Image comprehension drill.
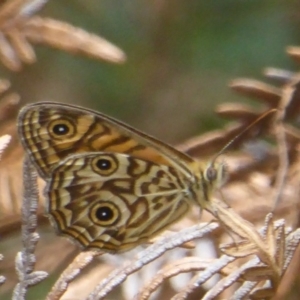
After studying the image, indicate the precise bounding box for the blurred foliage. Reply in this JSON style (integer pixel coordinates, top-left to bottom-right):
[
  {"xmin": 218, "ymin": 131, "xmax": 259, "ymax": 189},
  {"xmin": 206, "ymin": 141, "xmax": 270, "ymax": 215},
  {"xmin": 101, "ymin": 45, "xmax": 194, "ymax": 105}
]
[
  {"xmin": 1, "ymin": 1, "xmax": 300, "ymax": 299},
  {"xmin": 6, "ymin": 0, "xmax": 300, "ymax": 143}
]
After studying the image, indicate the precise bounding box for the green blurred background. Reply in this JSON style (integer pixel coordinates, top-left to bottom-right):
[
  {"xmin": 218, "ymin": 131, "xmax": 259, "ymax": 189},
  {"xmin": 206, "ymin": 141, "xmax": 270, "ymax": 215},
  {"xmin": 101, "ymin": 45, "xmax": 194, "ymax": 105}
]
[{"xmin": 8, "ymin": 0, "xmax": 300, "ymax": 144}]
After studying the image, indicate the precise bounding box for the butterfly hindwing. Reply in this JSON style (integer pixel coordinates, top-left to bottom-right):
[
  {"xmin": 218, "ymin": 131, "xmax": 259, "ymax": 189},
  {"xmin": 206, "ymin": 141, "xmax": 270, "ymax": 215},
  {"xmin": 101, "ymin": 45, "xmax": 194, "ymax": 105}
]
[{"xmin": 45, "ymin": 152, "xmax": 191, "ymax": 252}]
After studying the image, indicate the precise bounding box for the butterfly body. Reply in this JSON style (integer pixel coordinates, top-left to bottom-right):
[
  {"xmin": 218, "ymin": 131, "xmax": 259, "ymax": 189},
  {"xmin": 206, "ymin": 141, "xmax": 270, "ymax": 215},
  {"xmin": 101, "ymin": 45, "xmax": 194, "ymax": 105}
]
[{"xmin": 18, "ymin": 102, "xmax": 225, "ymax": 252}]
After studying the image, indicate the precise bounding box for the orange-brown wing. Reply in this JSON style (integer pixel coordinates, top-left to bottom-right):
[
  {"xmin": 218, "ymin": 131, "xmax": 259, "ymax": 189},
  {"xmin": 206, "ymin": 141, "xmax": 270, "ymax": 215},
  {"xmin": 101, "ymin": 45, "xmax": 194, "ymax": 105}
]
[
  {"xmin": 18, "ymin": 102, "xmax": 195, "ymax": 179},
  {"xmin": 45, "ymin": 152, "xmax": 191, "ymax": 252}
]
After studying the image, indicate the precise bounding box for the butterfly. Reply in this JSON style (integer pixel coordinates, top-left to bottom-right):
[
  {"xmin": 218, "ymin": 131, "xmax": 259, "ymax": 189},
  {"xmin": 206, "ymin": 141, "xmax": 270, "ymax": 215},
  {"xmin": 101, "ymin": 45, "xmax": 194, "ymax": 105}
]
[{"xmin": 17, "ymin": 102, "xmax": 226, "ymax": 252}]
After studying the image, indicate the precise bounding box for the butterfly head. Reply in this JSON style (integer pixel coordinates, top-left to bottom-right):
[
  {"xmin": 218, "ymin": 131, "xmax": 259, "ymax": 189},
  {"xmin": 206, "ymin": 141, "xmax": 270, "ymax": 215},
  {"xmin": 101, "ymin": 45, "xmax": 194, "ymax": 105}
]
[
  {"xmin": 194, "ymin": 158, "xmax": 227, "ymax": 209},
  {"xmin": 203, "ymin": 159, "xmax": 227, "ymax": 189}
]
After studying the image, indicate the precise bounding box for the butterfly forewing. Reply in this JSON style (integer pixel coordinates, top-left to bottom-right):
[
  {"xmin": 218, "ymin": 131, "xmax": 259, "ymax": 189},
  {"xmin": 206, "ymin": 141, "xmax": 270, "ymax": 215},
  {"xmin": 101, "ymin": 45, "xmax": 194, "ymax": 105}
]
[
  {"xmin": 18, "ymin": 102, "xmax": 195, "ymax": 179},
  {"xmin": 46, "ymin": 152, "xmax": 191, "ymax": 252}
]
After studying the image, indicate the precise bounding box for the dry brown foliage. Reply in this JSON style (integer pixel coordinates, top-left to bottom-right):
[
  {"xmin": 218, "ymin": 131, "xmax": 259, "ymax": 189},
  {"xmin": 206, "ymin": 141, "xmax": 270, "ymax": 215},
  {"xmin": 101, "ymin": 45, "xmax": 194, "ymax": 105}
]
[
  {"xmin": 0, "ymin": 0, "xmax": 125, "ymax": 71},
  {"xmin": 0, "ymin": 1, "xmax": 300, "ymax": 300}
]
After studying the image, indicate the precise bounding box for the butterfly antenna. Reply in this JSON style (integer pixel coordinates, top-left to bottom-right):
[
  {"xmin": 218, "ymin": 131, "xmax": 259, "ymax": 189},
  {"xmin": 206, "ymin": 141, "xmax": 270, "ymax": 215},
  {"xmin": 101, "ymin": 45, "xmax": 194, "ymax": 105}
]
[{"xmin": 210, "ymin": 108, "xmax": 277, "ymax": 165}]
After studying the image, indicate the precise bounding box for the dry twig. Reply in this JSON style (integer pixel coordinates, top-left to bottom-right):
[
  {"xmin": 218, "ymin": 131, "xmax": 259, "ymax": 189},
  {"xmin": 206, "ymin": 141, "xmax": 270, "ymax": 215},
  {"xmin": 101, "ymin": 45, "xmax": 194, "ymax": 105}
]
[{"xmin": 12, "ymin": 156, "xmax": 47, "ymax": 300}]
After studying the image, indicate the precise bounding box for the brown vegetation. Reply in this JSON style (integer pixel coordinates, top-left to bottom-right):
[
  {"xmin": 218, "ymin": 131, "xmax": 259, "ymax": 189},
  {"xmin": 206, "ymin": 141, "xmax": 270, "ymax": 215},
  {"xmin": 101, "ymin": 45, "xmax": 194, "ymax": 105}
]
[{"xmin": 0, "ymin": 1, "xmax": 300, "ymax": 299}]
